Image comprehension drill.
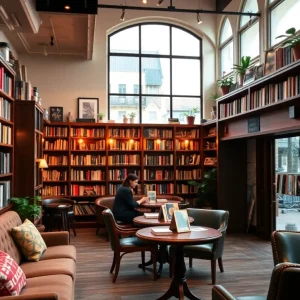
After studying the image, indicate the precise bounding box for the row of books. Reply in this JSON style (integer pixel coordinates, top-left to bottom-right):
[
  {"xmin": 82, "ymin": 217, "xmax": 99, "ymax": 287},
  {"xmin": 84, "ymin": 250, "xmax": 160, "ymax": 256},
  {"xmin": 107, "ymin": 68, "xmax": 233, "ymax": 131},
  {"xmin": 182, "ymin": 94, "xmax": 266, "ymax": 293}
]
[
  {"xmin": 0, "ymin": 124, "xmax": 12, "ymax": 145},
  {"xmin": 43, "ymin": 154, "xmax": 68, "ymax": 166},
  {"xmin": 145, "ymin": 140, "xmax": 173, "ymax": 151},
  {"xmin": 0, "ymin": 152, "xmax": 10, "ymax": 174},
  {"xmin": 0, "ymin": 180, "xmax": 10, "ymax": 209},
  {"xmin": 144, "ymin": 154, "xmax": 174, "ymax": 165},
  {"xmin": 276, "ymin": 173, "xmax": 300, "ymax": 196},
  {"xmin": 107, "ymin": 154, "xmax": 140, "ymax": 165},
  {"xmin": 14, "ymin": 80, "xmax": 32, "ymax": 101},
  {"xmin": 71, "ymin": 154, "xmax": 106, "ymax": 166},
  {"xmin": 42, "ymin": 170, "xmax": 67, "ymax": 181},
  {"xmin": 0, "ymin": 97, "xmax": 11, "ymax": 121},
  {"xmin": 44, "ymin": 126, "xmax": 68, "ymax": 137},
  {"xmin": 176, "ymin": 184, "xmax": 198, "ymax": 194},
  {"xmin": 175, "ymin": 128, "xmax": 200, "ymax": 138},
  {"xmin": 143, "ymin": 183, "xmax": 175, "ymax": 195},
  {"xmin": 42, "ymin": 185, "xmax": 68, "ymax": 196},
  {"xmin": 109, "ymin": 128, "xmax": 140, "ymax": 138},
  {"xmin": 144, "ymin": 128, "xmax": 173, "ymax": 138},
  {"xmin": 144, "ymin": 170, "xmax": 174, "ymax": 180},
  {"xmin": 108, "ymin": 140, "xmax": 140, "ymax": 150},
  {"xmin": 74, "ymin": 204, "xmax": 96, "ymax": 215},
  {"xmin": 176, "ymin": 154, "xmax": 201, "ymax": 165},
  {"xmin": 175, "ymin": 140, "xmax": 200, "ymax": 151},
  {"xmin": 70, "ymin": 128, "xmax": 105, "ymax": 138},
  {"xmin": 0, "ymin": 67, "xmax": 13, "ymax": 97},
  {"xmin": 175, "ymin": 169, "xmax": 201, "ymax": 180},
  {"xmin": 71, "ymin": 170, "xmax": 106, "ymax": 181},
  {"xmin": 109, "ymin": 169, "xmax": 140, "ymax": 180},
  {"xmin": 44, "ymin": 139, "xmax": 68, "ymax": 150},
  {"xmin": 71, "ymin": 184, "xmax": 105, "ymax": 196},
  {"xmin": 71, "ymin": 139, "xmax": 105, "ymax": 150}
]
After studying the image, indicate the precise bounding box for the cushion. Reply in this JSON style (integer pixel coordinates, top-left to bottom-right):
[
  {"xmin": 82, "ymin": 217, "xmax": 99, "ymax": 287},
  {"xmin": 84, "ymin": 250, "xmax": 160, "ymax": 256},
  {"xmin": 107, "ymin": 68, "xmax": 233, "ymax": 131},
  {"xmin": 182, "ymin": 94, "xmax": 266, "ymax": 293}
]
[
  {"xmin": 0, "ymin": 250, "xmax": 26, "ymax": 296},
  {"xmin": 11, "ymin": 219, "xmax": 47, "ymax": 262}
]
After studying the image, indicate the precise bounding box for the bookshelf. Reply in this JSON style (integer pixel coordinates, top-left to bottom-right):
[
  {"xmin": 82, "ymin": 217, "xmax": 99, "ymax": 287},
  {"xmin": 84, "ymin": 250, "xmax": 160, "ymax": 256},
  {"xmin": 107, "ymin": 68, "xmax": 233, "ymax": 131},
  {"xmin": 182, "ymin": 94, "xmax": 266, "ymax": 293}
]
[
  {"xmin": 0, "ymin": 56, "xmax": 14, "ymax": 213},
  {"xmin": 14, "ymin": 101, "xmax": 44, "ymax": 198},
  {"xmin": 43, "ymin": 123, "xmax": 202, "ymax": 226}
]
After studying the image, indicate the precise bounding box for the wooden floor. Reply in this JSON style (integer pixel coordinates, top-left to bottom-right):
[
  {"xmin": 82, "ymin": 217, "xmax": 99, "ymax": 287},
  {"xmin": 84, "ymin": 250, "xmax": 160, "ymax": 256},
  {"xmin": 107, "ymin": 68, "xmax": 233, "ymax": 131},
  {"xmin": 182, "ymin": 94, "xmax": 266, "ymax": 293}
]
[{"xmin": 72, "ymin": 228, "xmax": 273, "ymax": 300}]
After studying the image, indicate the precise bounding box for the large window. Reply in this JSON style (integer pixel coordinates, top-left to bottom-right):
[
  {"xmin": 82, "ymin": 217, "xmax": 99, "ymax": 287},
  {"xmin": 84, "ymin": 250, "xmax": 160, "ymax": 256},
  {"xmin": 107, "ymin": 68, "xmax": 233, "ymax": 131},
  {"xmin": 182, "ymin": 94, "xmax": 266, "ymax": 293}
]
[
  {"xmin": 219, "ymin": 18, "xmax": 233, "ymax": 77},
  {"xmin": 268, "ymin": 0, "xmax": 300, "ymax": 47},
  {"xmin": 108, "ymin": 23, "xmax": 202, "ymax": 124},
  {"xmin": 239, "ymin": 0, "xmax": 259, "ymax": 60}
]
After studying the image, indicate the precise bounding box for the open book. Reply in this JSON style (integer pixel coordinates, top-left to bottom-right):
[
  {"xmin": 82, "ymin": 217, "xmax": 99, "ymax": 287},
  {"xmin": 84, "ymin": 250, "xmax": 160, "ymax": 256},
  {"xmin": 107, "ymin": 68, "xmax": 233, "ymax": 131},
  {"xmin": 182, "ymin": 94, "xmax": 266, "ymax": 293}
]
[{"xmin": 151, "ymin": 227, "xmax": 173, "ymax": 235}]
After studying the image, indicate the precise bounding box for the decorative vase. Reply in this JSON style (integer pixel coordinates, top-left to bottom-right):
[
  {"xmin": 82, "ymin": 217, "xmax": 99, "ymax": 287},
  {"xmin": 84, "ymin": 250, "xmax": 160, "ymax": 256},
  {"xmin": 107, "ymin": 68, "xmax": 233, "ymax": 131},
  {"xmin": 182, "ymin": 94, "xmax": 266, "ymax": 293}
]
[
  {"xmin": 292, "ymin": 44, "xmax": 300, "ymax": 61},
  {"xmin": 130, "ymin": 117, "xmax": 135, "ymax": 123},
  {"xmin": 186, "ymin": 116, "xmax": 195, "ymax": 125},
  {"xmin": 239, "ymin": 73, "xmax": 245, "ymax": 86},
  {"xmin": 123, "ymin": 117, "xmax": 128, "ymax": 123},
  {"xmin": 221, "ymin": 86, "xmax": 230, "ymax": 95}
]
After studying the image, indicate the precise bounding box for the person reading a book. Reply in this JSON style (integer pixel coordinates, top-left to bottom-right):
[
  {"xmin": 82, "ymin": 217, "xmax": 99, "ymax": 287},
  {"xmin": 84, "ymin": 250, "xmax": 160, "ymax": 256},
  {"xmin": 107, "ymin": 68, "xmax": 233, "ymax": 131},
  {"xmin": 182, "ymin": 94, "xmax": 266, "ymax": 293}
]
[{"xmin": 113, "ymin": 173, "xmax": 148, "ymax": 224}]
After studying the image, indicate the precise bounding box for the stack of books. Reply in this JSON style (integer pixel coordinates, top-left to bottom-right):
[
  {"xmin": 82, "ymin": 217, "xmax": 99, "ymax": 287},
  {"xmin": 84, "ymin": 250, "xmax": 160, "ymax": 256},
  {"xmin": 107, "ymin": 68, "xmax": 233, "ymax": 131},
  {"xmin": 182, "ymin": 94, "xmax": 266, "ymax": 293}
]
[{"xmin": 151, "ymin": 228, "xmax": 173, "ymax": 235}]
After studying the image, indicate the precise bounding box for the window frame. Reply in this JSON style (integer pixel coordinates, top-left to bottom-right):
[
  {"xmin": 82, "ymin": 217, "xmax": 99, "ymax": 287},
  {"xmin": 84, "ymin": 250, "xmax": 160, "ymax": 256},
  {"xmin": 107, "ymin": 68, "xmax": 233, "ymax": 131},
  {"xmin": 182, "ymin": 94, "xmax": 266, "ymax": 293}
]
[{"xmin": 107, "ymin": 22, "xmax": 203, "ymax": 123}]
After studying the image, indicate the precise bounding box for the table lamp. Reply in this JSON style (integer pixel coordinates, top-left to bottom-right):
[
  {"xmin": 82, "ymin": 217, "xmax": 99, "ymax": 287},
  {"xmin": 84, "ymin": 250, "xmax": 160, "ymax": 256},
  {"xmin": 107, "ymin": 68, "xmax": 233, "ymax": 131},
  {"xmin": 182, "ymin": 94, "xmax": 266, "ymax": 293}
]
[{"xmin": 39, "ymin": 159, "xmax": 48, "ymax": 171}]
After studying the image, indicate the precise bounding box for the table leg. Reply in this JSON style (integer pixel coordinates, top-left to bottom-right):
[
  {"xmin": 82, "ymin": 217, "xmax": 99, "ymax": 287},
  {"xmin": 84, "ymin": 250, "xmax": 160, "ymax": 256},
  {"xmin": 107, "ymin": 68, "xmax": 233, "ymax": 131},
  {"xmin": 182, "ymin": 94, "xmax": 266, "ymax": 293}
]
[{"xmin": 156, "ymin": 245, "xmax": 202, "ymax": 300}]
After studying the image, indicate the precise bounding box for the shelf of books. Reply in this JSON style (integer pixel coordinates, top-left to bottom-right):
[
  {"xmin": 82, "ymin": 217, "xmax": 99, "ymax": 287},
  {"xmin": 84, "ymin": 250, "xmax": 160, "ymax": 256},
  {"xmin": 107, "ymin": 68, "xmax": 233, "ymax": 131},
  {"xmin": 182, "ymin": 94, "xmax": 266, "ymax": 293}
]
[
  {"xmin": 42, "ymin": 122, "xmax": 204, "ymax": 225},
  {"xmin": 0, "ymin": 56, "xmax": 14, "ymax": 213}
]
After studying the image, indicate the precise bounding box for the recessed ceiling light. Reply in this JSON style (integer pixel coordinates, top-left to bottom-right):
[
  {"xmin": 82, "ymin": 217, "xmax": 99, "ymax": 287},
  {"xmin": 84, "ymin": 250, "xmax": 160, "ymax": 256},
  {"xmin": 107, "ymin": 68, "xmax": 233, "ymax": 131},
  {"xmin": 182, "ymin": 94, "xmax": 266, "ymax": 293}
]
[{"xmin": 64, "ymin": 5, "xmax": 71, "ymax": 10}]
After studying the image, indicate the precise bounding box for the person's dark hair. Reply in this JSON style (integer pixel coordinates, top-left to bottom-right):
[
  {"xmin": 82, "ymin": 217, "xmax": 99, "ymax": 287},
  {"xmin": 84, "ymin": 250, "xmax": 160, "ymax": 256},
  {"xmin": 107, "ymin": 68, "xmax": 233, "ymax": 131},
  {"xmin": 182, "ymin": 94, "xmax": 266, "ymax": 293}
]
[{"xmin": 122, "ymin": 173, "xmax": 139, "ymax": 187}]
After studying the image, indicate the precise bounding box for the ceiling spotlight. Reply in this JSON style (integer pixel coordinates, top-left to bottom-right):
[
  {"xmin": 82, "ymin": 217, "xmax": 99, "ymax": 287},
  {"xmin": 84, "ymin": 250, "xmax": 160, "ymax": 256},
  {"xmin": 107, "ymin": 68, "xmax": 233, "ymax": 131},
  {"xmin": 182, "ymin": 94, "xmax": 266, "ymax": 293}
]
[
  {"xmin": 157, "ymin": 0, "xmax": 164, "ymax": 6},
  {"xmin": 120, "ymin": 9, "xmax": 125, "ymax": 21},
  {"xmin": 143, "ymin": 0, "xmax": 147, "ymax": 3},
  {"xmin": 197, "ymin": 13, "xmax": 202, "ymax": 24}
]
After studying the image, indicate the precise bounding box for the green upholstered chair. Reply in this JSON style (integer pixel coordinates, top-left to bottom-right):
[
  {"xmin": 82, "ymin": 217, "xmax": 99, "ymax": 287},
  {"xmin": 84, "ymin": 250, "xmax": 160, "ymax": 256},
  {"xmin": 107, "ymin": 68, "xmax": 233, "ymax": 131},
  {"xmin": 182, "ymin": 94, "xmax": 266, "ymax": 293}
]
[
  {"xmin": 102, "ymin": 208, "xmax": 158, "ymax": 283},
  {"xmin": 182, "ymin": 208, "xmax": 229, "ymax": 284},
  {"xmin": 271, "ymin": 230, "xmax": 300, "ymax": 266},
  {"xmin": 212, "ymin": 262, "xmax": 300, "ymax": 300}
]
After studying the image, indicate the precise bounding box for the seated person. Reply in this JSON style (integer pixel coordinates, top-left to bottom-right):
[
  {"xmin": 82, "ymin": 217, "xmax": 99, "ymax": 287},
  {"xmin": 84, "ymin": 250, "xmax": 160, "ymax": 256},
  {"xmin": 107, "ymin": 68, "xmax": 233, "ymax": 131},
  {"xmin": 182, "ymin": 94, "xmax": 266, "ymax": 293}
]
[{"xmin": 113, "ymin": 173, "xmax": 148, "ymax": 224}]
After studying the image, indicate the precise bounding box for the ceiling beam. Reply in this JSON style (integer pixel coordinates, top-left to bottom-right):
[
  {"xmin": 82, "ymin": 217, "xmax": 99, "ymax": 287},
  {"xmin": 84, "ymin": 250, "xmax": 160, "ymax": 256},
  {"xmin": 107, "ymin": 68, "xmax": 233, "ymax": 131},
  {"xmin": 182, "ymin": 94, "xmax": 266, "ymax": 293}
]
[{"xmin": 97, "ymin": 4, "xmax": 260, "ymax": 17}]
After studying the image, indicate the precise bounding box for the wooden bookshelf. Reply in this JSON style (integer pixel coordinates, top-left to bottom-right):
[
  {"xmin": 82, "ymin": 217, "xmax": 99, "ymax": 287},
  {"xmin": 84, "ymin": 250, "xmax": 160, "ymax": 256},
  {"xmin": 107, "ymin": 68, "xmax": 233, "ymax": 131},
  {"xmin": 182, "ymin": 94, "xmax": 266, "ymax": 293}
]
[{"xmin": 0, "ymin": 56, "xmax": 15, "ymax": 212}]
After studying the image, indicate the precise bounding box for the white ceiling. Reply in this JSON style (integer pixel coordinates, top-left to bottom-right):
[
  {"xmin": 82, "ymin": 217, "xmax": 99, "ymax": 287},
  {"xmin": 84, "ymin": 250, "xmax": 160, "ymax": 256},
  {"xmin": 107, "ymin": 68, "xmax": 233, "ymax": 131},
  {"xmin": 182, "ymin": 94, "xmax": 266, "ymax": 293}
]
[{"xmin": 0, "ymin": 0, "xmax": 95, "ymax": 60}]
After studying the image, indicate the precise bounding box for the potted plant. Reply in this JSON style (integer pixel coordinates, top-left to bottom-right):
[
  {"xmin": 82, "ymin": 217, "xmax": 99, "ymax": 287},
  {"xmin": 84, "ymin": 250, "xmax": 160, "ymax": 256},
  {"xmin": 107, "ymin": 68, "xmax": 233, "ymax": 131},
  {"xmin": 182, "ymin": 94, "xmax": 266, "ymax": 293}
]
[
  {"xmin": 209, "ymin": 92, "xmax": 220, "ymax": 113},
  {"xmin": 123, "ymin": 114, "xmax": 129, "ymax": 123},
  {"xmin": 187, "ymin": 168, "xmax": 217, "ymax": 208},
  {"xmin": 10, "ymin": 196, "xmax": 42, "ymax": 222},
  {"xmin": 183, "ymin": 107, "xmax": 199, "ymax": 125},
  {"xmin": 217, "ymin": 73, "xmax": 234, "ymax": 95},
  {"xmin": 276, "ymin": 27, "xmax": 300, "ymax": 61},
  {"xmin": 232, "ymin": 56, "xmax": 251, "ymax": 86},
  {"xmin": 98, "ymin": 112, "xmax": 105, "ymax": 122},
  {"xmin": 129, "ymin": 112, "xmax": 136, "ymax": 123}
]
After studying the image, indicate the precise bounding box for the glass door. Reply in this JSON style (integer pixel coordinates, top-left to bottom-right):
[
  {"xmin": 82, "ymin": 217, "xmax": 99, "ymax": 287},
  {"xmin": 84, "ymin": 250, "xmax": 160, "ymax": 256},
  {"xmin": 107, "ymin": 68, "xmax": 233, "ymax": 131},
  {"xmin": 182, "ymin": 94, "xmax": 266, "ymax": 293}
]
[{"xmin": 274, "ymin": 136, "xmax": 300, "ymax": 231}]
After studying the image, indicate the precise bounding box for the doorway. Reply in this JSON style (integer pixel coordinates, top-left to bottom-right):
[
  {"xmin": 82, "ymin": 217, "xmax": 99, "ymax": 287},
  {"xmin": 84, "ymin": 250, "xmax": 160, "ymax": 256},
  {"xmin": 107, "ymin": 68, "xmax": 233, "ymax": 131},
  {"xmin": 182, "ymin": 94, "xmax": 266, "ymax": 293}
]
[{"xmin": 274, "ymin": 136, "xmax": 300, "ymax": 231}]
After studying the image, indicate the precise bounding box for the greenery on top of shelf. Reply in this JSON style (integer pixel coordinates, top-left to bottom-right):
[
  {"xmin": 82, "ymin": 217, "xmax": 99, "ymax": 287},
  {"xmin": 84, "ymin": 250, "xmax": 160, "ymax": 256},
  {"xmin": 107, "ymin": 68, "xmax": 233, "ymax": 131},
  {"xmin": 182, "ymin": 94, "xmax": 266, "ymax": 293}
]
[
  {"xmin": 183, "ymin": 107, "xmax": 199, "ymax": 117},
  {"xmin": 232, "ymin": 56, "xmax": 251, "ymax": 75},
  {"xmin": 276, "ymin": 27, "xmax": 300, "ymax": 48},
  {"xmin": 217, "ymin": 74, "xmax": 234, "ymax": 87}
]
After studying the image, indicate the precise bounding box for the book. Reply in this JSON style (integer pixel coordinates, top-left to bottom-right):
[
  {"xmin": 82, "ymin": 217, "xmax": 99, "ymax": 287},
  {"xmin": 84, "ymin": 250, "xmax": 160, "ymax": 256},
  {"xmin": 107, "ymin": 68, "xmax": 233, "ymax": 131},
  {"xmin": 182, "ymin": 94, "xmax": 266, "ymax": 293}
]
[
  {"xmin": 156, "ymin": 199, "xmax": 167, "ymax": 203},
  {"xmin": 147, "ymin": 191, "xmax": 156, "ymax": 203},
  {"xmin": 144, "ymin": 212, "xmax": 159, "ymax": 219},
  {"xmin": 151, "ymin": 227, "xmax": 173, "ymax": 235},
  {"xmin": 165, "ymin": 203, "xmax": 179, "ymax": 221}
]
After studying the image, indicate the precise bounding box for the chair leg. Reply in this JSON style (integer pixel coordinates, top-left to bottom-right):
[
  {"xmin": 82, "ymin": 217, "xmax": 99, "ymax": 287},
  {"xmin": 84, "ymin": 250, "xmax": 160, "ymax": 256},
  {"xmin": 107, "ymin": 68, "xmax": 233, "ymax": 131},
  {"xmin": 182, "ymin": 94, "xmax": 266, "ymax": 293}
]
[
  {"xmin": 189, "ymin": 257, "xmax": 193, "ymax": 268},
  {"xmin": 112, "ymin": 253, "xmax": 121, "ymax": 283},
  {"xmin": 218, "ymin": 257, "xmax": 224, "ymax": 272},
  {"xmin": 169, "ymin": 245, "xmax": 175, "ymax": 278},
  {"xmin": 152, "ymin": 249, "xmax": 157, "ymax": 281},
  {"xmin": 141, "ymin": 251, "xmax": 145, "ymax": 271},
  {"xmin": 211, "ymin": 259, "xmax": 217, "ymax": 285},
  {"xmin": 110, "ymin": 252, "xmax": 116, "ymax": 273}
]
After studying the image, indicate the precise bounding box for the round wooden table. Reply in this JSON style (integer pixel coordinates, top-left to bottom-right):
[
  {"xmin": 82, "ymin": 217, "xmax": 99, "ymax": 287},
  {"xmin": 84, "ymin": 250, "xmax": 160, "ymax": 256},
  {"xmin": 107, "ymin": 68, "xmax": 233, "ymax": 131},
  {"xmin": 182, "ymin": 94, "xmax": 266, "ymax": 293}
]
[
  {"xmin": 133, "ymin": 215, "xmax": 194, "ymax": 227},
  {"xmin": 136, "ymin": 226, "xmax": 221, "ymax": 300},
  {"xmin": 140, "ymin": 200, "xmax": 181, "ymax": 212}
]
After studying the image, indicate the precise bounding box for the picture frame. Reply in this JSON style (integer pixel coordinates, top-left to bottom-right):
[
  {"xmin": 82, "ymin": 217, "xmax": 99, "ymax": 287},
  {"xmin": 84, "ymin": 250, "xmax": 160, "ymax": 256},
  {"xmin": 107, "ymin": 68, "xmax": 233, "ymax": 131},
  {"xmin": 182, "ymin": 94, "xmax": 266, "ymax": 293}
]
[
  {"xmin": 77, "ymin": 97, "xmax": 99, "ymax": 121},
  {"xmin": 204, "ymin": 157, "xmax": 217, "ymax": 166},
  {"xmin": 169, "ymin": 209, "xmax": 191, "ymax": 233},
  {"xmin": 147, "ymin": 191, "xmax": 156, "ymax": 203},
  {"xmin": 229, "ymin": 82, "xmax": 238, "ymax": 93},
  {"xmin": 254, "ymin": 63, "xmax": 264, "ymax": 80},
  {"xmin": 243, "ymin": 67, "xmax": 256, "ymax": 85},
  {"xmin": 264, "ymin": 49, "xmax": 276, "ymax": 75},
  {"xmin": 49, "ymin": 106, "xmax": 63, "ymax": 122}
]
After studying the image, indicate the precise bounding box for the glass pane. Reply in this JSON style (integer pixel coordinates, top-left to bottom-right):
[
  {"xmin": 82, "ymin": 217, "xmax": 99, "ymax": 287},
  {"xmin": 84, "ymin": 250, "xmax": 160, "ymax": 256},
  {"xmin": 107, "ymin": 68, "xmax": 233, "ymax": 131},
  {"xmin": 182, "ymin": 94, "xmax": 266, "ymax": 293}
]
[
  {"xmin": 270, "ymin": 0, "xmax": 300, "ymax": 46},
  {"xmin": 220, "ymin": 18, "xmax": 232, "ymax": 44},
  {"xmin": 240, "ymin": 0, "xmax": 259, "ymax": 27},
  {"xmin": 141, "ymin": 25, "xmax": 170, "ymax": 55},
  {"xmin": 173, "ymin": 97, "xmax": 201, "ymax": 124},
  {"xmin": 109, "ymin": 56, "xmax": 139, "ymax": 94},
  {"xmin": 141, "ymin": 58, "xmax": 170, "ymax": 95},
  {"xmin": 220, "ymin": 41, "xmax": 233, "ymax": 76},
  {"xmin": 269, "ymin": 0, "xmax": 275, "ymax": 3},
  {"xmin": 142, "ymin": 96, "xmax": 170, "ymax": 123},
  {"xmin": 172, "ymin": 27, "xmax": 200, "ymax": 56},
  {"xmin": 109, "ymin": 96, "xmax": 140, "ymax": 123},
  {"xmin": 110, "ymin": 26, "xmax": 139, "ymax": 54},
  {"xmin": 241, "ymin": 22, "xmax": 259, "ymax": 59},
  {"xmin": 172, "ymin": 59, "xmax": 200, "ymax": 96}
]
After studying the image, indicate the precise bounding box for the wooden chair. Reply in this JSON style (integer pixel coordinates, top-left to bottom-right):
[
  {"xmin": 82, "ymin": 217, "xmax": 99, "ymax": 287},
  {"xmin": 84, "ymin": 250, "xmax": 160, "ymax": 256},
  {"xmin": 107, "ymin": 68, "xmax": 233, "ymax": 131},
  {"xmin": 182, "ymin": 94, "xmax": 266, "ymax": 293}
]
[
  {"xmin": 102, "ymin": 208, "xmax": 158, "ymax": 283},
  {"xmin": 212, "ymin": 262, "xmax": 300, "ymax": 300}
]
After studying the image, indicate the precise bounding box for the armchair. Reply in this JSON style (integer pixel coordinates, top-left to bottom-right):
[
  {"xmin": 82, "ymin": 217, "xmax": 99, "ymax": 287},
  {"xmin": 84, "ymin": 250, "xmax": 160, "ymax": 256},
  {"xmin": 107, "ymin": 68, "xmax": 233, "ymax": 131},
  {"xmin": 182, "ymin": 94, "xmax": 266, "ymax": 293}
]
[
  {"xmin": 271, "ymin": 230, "xmax": 300, "ymax": 265},
  {"xmin": 212, "ymin": 262, "xmax": 300, "ymax": 300},
  {"xmin": 181, "ymin": 208, "xmax": 229, "ymax": 284},
  {"xmin": 102, "ymin": 208, "xmax": 158, "ymax": 282}
]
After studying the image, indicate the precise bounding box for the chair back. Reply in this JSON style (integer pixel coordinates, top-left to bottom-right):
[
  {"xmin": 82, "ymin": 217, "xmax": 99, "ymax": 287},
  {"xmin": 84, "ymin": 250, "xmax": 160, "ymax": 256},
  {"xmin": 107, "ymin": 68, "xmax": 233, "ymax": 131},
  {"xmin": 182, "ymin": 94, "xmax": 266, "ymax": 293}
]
[
  {"xmin": 267, "ymin": 262, "xmax": 300, "ymax": 300},
  {"xmin": 187, "ymin": 208, "xmax": 229, "ymax": 257},
  {"xmin": 271, "ymin": 230, "xmax": 300, "ymax": 265},
  {"xmin": 102, "ymin": 209, "xmax": 120, "ymax": 251}
]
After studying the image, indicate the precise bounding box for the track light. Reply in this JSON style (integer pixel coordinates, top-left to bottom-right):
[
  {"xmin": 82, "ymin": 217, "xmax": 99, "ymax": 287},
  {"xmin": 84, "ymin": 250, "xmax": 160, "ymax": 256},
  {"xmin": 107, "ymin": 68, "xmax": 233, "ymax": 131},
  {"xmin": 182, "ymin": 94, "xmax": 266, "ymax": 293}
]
[
  {"xmin": 142, "ymin": 0, "xmax": 147, "ymax": 3},
  {"xmin": 197, "ymin": 13, "xmax": 202, "ymax": 24},
  {"xmin": 157, "ymin": 0, "xmax": 164, "ymax": 6},
  {"xmin": 120, "ymin": 8, "xmax": 125, "ymax": 21}
]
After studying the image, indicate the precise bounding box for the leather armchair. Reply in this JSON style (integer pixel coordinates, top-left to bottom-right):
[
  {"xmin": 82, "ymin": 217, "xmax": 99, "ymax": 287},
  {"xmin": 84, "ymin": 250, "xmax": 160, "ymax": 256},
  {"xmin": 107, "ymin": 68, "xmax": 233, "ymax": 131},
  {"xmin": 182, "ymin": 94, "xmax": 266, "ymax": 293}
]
[
  {"xmin": 182, "ymin": 208, "xmax": 229, "ymax": 284},
  {"xmin": 102, "ymin": 208, "xmax": 158, "ymax": 282},
  {"xmin": 271, "ymin": 230, "xmax": 300, "ymax": 265},
  {"xmin": 212, "ymin": 262, "xmax": 300, "ymax": 300}
]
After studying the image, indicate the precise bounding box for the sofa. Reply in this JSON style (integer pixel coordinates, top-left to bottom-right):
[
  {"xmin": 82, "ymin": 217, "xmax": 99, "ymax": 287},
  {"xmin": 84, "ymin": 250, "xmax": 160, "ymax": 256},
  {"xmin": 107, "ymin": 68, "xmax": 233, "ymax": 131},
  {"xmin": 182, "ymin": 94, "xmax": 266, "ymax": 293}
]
[{"xmin": 0, "ymin": 211, "xmax": 76, "ymax": 300}]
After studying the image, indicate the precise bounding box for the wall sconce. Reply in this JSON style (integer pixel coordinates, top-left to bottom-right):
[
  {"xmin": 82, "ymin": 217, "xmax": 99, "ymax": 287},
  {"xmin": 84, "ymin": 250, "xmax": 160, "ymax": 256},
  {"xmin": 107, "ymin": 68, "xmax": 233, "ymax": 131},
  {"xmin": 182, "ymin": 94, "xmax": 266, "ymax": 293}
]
[{"xmin": 39, "ymin": 159, "xmax": 48, "ymax": 171}]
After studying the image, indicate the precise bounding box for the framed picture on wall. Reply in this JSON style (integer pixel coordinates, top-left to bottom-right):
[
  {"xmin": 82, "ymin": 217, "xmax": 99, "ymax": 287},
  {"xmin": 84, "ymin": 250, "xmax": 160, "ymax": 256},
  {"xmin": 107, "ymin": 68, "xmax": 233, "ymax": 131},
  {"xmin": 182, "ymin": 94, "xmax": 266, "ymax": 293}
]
[
  {"xmin": 77, "ymin": 97, "xmax": 99, "ymax": 121},
  {"xmin": 49, "ymin": 106, "xmax": 63, "ymax": 122}
]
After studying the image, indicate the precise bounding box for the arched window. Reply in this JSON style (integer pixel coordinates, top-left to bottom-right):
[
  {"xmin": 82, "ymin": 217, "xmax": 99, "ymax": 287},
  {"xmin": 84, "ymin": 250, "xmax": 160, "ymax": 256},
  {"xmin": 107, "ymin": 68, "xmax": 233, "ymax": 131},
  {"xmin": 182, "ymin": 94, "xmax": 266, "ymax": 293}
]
[
  {"xmin": 239, "ymin": 0, "xmax": 259, "ymax": 60},
  {"xmin": 219, "ymin": 18, "xmax": 233, "ymax": 77},
  {"xmin": 108, "ymin": 23, "xmax": 202, "ymax": 124},
  {"xmin": 268, "ymin": 0, "xmax": 300, "ymax": 47}
]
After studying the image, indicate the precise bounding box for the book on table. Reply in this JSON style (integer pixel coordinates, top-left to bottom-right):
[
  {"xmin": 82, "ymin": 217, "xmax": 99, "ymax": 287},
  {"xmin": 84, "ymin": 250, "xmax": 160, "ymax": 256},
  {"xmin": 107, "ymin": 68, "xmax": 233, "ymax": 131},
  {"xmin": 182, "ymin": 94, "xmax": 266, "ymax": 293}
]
[
  {"xmin": 144, "ymin": 212, "xmax": 159, "ymax": 219},
  {"xmin": 156, "ymin": 199, "xmax": 167, "ymax": 203},
  {"xmin": 151, "ymin": 227, "xmax": 173, "ymax": 235}
]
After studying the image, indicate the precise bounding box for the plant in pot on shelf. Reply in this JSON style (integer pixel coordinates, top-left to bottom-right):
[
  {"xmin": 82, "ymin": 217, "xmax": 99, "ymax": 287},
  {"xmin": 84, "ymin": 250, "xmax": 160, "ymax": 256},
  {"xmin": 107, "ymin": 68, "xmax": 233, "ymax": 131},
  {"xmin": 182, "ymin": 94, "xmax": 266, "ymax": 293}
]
[
  {"xmin": 276, "ymin": 27, "xmax": 300, "ymax": 61},
  {"xmin": 10, "ymin": 196, "xmax": 42, "ymax": 223},
  {"xmin": 209, "ymin": 92, "xmax": 220, "ymax": 119},
  {"xmin": 129, "ymin": 112, "xmax": 136, "ymax": 123},
  {"xmin": 187, "ymin": 168, "xmax": 217, "ymax": 208},
  {"xmin": 232, "ymin": 55, "xmax": 251, "ymax": 86},
  {"xmin": 123, "ymin": 114, "xmax": 129, "ymax": 123},
  {"xmin": 98, "ymin": 112, "xmax": 105, "ymax": 122},
  {"xmin": 217, "ymin": 73, "xmax": 234, "ymax": 95},
  {"xmin": 183, "ymin": 107, "xmax": 199, "ymax": 125}
]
